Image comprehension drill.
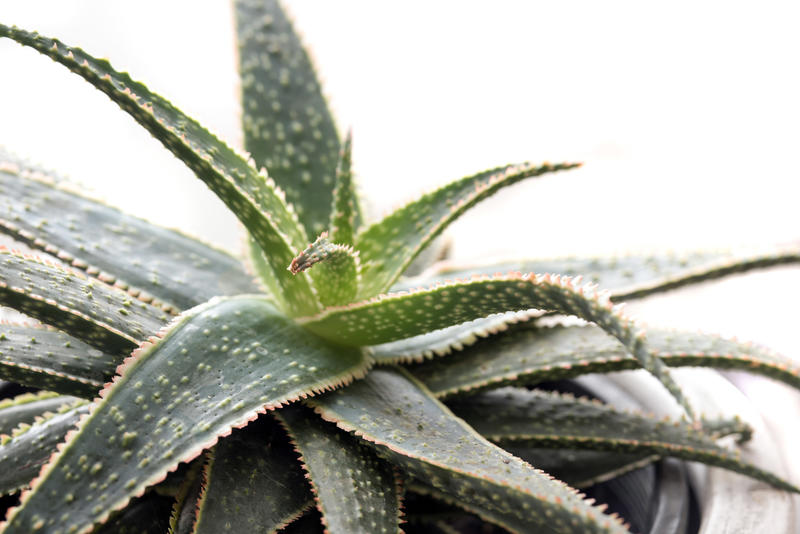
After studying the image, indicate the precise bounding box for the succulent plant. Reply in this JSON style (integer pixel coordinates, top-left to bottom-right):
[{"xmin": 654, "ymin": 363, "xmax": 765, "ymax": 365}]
[{"xmin": 0, "ymin": 1, "xmax": 798, "ymax": 533}]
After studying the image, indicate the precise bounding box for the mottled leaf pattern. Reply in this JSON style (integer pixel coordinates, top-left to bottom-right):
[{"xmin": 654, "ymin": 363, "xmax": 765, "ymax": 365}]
[
  {"xmin": 0, "ymin": 151, "xmax": 260, "ymax": 311},
  {"xmin": 0, "ymin": 24, "xmax": 321, "ymax": 317},
  {"xmin": 329, "ymin": 132, "xmax": 358, "ymax": 246},
  {"xmin": 0, "ymin": 296, "xmax": 368, "ymax": 533},
  {"xmin": 194, "ymin": 417, "xmax": 312, "ymax": 534},
  {"xmin": 407, "ymin": 247, "xmax": 800, "ymax": 302},
  {"xmin": 236, "ymin": 0, "xmax": 344, "ymax": 237},
  {"xmin": 0, "ymin": 403, "xmax": 89, "ymax": 496},
  {"xmin": 356, "ymin": 162, "xmax": 580, "ymax": 299},
  {"xmin": 409, "ymin": 324, "xmax": 800, "ymax": 398},
  {"xmin": 0, "ymin": 392, "xmax": 77, "ymax": 436},
  {"xmin": 448, "ymin": 388, "xmax": 798, "ymax": 492},
  {"xmin": 302, "ymin": 273, "xmax": 693, "ymax": 417},
  {"xmin": 279, "ymin": 405, "xmax": 401, "ymax": 534},
  {"xmin": 290, "ymin": 233, "xmax": 359, "ymax": 307},
  {"xmin": 0, "ymin": 250, "xmax": 167, "ymax": 355},
  {"xmin": 0, "ymin": 323, "xmax": 117, "ymax": 397},
  {"xmin": 310, "ymin": 368, "xmax": 629, "ymax": 534}
]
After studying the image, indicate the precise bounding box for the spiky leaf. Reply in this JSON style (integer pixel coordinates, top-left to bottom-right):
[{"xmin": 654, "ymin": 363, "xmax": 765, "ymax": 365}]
[
  {"xmin": 281, "ymin": 509, "xmax": 325, "ymax": 534},
  {"xmin": 278, "ymin": 405, "xmax": 401, "ymax": 534},
  {"xmin": 0, "ymin": 323, "xmax": 117, "ymax": 397},
  {"xmin": 0, "ymin": 392, "xmax": 77, "ymax": 436},
  {"xmin": 355, "ymin": 162, "xmax": 580, "ymax": 299},
  {"xmin": 0, "ymin": 250, "xmax": 167, "ymax": 354},
  {"xmin": 309, "ymin": 367, "xmax": 629, "ymax": 534},
  {"xmin": 0, "ymin": 402, "xmax": 89, "ymax": 496},
  {"xmin": 448, "ymin": 388, "xmax": 798, "ymax": 493},
  {"xmin": 193, "ymin": 417, "xmax": 312, "ymax": 534},
  {"xmin": 329, "ymin": 132, "xmax": 357, "ymax": 246},
  {"xmin": 302, "ymin": 273, "xmax": 693, "ymax": 417},
  {"xmin": 94, "ymin": 493, "xmax": 174, "ymax": 534},
  {"xmin": 290, "ymin": 233, "xmax": 359, "ymax": 307},
  {"xmin": 0, "ymin": 24, "xmax": 321, "ymax": 317},
  {"xmin": 407, "ymin": 247, "xmax": 800, "ymax": 301},
  {"xmin": 0, "ymin": 296, "xmax": 368, "ymax": 534},
  {"xmin": 235, "ymin": 0, "xmax": 347, "ymax": 238},
  {"xmin": 0, "ymin": 151, "xmax": 260, "ymax": 312},
  {"xmin": 409, "ymin": 324, "xmax": 800, "ymax": 398}
]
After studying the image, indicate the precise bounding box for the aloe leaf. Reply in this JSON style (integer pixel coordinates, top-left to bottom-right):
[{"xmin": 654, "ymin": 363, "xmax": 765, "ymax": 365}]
[
  {"xmin": 0, "ymin": 249, "xmax": 167, "ymax": 355},
  {"xmin": 169, "ymin": 457, "xmax": 206, "ymax": 534},
  {"xmin": 0, "ymin": 151, "xmax": 260, "ymax": 311},
  {"xmin": 309, "ymin": 367, "xmax": 629, "ymax": 534},
  {"xmin": 0, "ymin": 402, "xmax": 89, "ymax": 496},
  {"xmin": 278, "ymin": 405, "xmax": 402, "ymax": 534},
  {"xmin": 448, "ymin": 388, "xmax": 799, "ymax": 493},
  {"xmin": 0, "ymin": 24, "xmax": 320, "ymax": 317},
  {"xmin": 0, "ymin": 296, "xmax": 368, "ymax": 534},
  {"xmin": 407, "ymin": 247, "xmax": 800, "ymax": 302},
  {"xmin": 193, "ymin": 417, "xmax": 312, "ymax": 534},
  {"xmin": 409, "ymin": 324, "xmax": 800, "ymax": 398},
  {"xmin": 369, "ymin": 311, "xmax": 539, "ymax": 364},
  {"xmin": 329, "ymin": 132, "xmax": 357, "ymax": 246},
  {"xmin": 235, "ymin": 0, "xmax": 351, "ymax": 238},
  {"xmin": 500, "ymin": 447, "xmax": 656, "ymax": 489},
  {"xmin": 290, "ymin": 233, "xmax": 359, "ymax": 307},
  {"xmin": 0, "ymin": 323, "xmax": 118, "ymax": 398},
  {"xmin": 302, "ymin": 273, "xmax": 693, "ymax": 417},
  {"xmin": 355, "ymin": 162, "xmax": 580, "ymax": 299},
  {"xmin": 0, "ymin": 391, "xmax": 77, "ymax": 436}
]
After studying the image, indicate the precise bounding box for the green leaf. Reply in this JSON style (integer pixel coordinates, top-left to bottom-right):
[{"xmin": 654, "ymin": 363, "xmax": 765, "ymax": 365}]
[
  {"xmin": 0, "ymin": 296, "xmax": 369, "ymax": 534},
  {"xmin": 0, "ymin": 391, "xmax": 77, "ymax": 436},
  {"xmin": 329, "ymin": 132, "xmax": 358, "ymax": 246},
  {"xmin": 302, "ymin": 273, "xmax": 693, "ymax": 417},
  {"xmin": 280, "ymin": 509, "xmax": 325, "ymax": 534},
  {"xmin": 355, "ymin": 162, "xmax": 580, "ymax": 299},
  {"xmin": 168, "ymin": 456, "xmax": 206, "ymax": 534},
  {"xmin": 290, "ymin": 233, "xmax": 359, "ymax": 307},
  {"xmin": 193, "ymin": 417, "xmax": 312, "ymax": 534},
  {"xmin": 0, "ymin": 249, "xmax": 167, "ymax": 355},
  {"xmin": 499, "ymin": 447, "xmax": 655, "ymax": 489},
  {"xmin": 447, "ymin": 388, "xmax": 799, "ymax": 493},
  {"xmin": 0, "ymin": 402, "xmax": 89, "ymax": 496},
  {"xmin": 309, "ymin": 367, "xmax": 629, "ymax": 534},
  {"xmin": 278, "ymin": 405, "xmax": 402, "ymax": 534},
  {"xmin": 0, "ymin": 323, "xmax": 117, "ymax": 398},
  {"xmin": 94, "ymin": 493, "xmax": 174, "ymax": 534},
  {"xmin": 408, "ymin": 324, "xmax": 800, "ymax": 399},
  {"xmin": 0, "ymin": 150, "xmax": 260, "ymax": 312},
  {"xmin": 235, "ymin": 0, "xmax": 347, "ymax": 238},
  {"xmin": 0, "ymin": 24, "xmax": 320, "ymax": 317},
  {"xmin": 405, "ymin": 247, "xmax": 800, "ymax": 302}
]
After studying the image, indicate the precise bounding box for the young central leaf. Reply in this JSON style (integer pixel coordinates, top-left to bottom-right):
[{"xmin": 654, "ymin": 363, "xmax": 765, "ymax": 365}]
[
  {"xmin": 0, "ymin": 296, "xmax": 368, "ymax": 534},
  {"xmin": 289, "ymin": 233, "xmax": 359, "ymax": 307}
]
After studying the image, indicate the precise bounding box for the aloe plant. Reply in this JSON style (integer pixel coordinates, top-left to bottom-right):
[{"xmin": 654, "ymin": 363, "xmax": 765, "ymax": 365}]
[{"xmin": 0, "ymin": 1, "xmax": 798, "ymax": 533}]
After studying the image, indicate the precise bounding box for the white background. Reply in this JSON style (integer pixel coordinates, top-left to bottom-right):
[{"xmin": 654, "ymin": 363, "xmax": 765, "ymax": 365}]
[{"xmin": 0, "ymin": 1, "xmax": 798, "ymax": 398}]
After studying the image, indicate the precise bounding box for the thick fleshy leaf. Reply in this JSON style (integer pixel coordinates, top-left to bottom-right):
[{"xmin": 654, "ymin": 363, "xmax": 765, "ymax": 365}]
[
  {"xmin": 235, "ymin": 0, "xmax": 347, "ymax": 238},
  {"xmin": 0, "ymin": 151, "xmax": 260, "ymax": 311},
  {"xmin": 408, "ymin": 324, "xmax": 800, "ymax": 398},
  {"xmin": 290, "ymin": 233, "xmax": 359, "ymax": 308},
  {"xmin": 0, "ymin": 296, "xmax": 368, "ymax": 534},
  {"xmin": 369, "ymin": 311, "xmax": 538, "ymax": 364},
  {"xmin": 0, "ymin": 323, "xmax": 117, "ymax": 398},
  {"xmin": 0, "ymin": 24, "xmax": 320, "ymax": 317},
  {"xmin": 405, "ymin": 247, "xmax": 800, "ymax": 301},
  {"xmin": 355, "ymin": 162, "xmax": 580, "ymax": 299},
  {"xmin": 281, "ymin": 509, "xmax": 325, "ymax": 534},
  {"xmin": 0, "ymin": 249, "xmax": 167, "ymax": 355},
  {"xmin": 278, "ymin": 405, "xmax": 402, "ymax": 534},
  {"xmin": 329, "ymin": 132, "xmax": 358, "ymax": 246},
  {"xmin": 0, "ymin": 392, "xmax": 77, "ymax": 436},
  {"xmin": 309, "ymin": 367, "xmax": 629, "ymax": 534},
  {"xmin": 501, "ymin": 447, "xmax": 655, "ymax": 489},
  {"xmin": 302, "ymin": 273, "xmax": 693, "ymax": 417},
  {"xmin": 0, "ymin": 402, "xmax": 89, "ymax": 496},
  {"xmin": 169, "ymin": 457, "xmax": 206, "ymax": 534},
  {"xmin": 447, "ymin": 388, "xmax": 799, "ymax": 493},
  {"xmin": 193, "ymin": 417, "xmax": 312, "ymax": 534}
]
